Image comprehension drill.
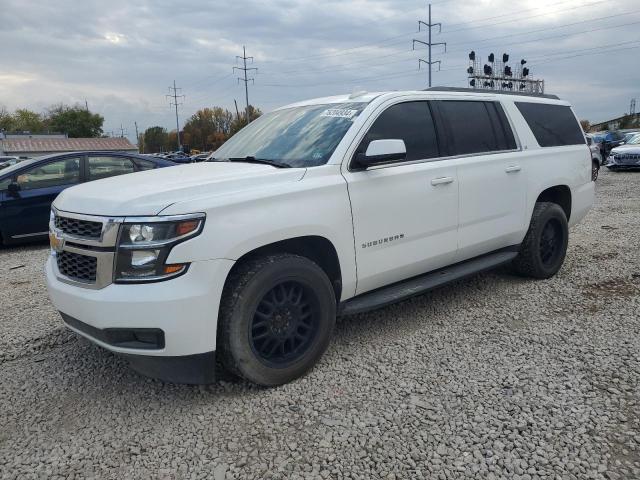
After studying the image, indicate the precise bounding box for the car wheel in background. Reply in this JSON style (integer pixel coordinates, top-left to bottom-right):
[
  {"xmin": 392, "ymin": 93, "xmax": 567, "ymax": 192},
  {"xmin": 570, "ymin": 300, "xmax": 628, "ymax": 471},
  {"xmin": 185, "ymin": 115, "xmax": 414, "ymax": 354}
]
[{"xmin": 592, "ymin": 160, "xmax": 599, "ymax": 181}]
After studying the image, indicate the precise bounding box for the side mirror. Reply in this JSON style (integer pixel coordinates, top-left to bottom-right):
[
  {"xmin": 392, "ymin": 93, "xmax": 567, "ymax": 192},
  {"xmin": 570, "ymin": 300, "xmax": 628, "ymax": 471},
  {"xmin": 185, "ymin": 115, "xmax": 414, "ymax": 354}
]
[
  {"xmin": 354, "ymin": 139, "xmax": 407, "ymax": 169},
  {"xmin": 7, "ymin": 182, "xmax": 20, "ymax": 197}
]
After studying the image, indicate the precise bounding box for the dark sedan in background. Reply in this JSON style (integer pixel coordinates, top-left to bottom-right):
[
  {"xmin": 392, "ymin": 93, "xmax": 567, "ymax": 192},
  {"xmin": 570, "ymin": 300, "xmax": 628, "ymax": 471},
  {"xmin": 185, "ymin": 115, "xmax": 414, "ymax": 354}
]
[{"xmin": 0, "ymin": 152, "xmax": 175, "ymax": 245}]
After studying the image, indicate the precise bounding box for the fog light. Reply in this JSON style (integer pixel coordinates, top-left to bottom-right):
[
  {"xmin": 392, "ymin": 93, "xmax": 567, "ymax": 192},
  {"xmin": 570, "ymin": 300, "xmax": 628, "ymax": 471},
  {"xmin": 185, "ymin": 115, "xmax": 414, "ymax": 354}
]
[{"xmin": 131, "ymin": 250, "xmax": 159, "ymax": 267}]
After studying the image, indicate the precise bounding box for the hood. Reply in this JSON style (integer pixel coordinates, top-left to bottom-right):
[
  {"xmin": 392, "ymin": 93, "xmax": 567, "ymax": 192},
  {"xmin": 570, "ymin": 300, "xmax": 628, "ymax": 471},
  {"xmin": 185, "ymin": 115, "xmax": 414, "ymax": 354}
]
[
  {"xmin": 53, "ymin": 162, "xmax": 306, "ymax": 216},
  {"xmin": 611, "ymin": 145, "xmax": 640, "ymax": 155}
]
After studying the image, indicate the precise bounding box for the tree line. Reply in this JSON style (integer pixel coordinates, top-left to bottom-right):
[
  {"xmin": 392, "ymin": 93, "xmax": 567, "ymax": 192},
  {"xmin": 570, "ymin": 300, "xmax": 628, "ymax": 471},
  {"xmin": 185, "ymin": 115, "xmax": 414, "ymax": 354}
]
[
  {"xmin": 0, "ymin": 104, "xmax": 104, "ymax": 137},
  {"xmin": 140, "ymin": 105, "xmax": 262, "ymax": 153}
]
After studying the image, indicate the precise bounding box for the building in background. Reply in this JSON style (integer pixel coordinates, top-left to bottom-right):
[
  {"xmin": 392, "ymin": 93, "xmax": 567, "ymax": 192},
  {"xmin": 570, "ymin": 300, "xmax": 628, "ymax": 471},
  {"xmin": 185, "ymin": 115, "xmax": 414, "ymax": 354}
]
[
  {"xmin": 590, "ymin": 113, "xmax": 640, "ymax": 132},
  {"xmin": 0, "ymin": 132, "xmax": 137, "ymax": 158}
]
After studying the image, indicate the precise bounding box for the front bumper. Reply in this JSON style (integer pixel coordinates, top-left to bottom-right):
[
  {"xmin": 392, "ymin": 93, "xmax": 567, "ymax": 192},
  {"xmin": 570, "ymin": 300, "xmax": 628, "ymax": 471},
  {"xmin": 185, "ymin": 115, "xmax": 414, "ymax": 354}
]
[
  {"xmin": 607, "ymin": 155, "xmax": 640, "ymax": 168},
  {"xmin": 46, "ymin": 255, "xmax": 234, "ymax": 365}
]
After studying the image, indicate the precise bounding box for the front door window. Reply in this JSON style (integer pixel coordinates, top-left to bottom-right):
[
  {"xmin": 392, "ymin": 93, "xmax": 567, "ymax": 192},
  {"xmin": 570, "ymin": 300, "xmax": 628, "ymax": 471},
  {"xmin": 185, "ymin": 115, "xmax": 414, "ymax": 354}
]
[{"xmin": 16, "ymin": 158, "xmax": 80, "ymax": 190}]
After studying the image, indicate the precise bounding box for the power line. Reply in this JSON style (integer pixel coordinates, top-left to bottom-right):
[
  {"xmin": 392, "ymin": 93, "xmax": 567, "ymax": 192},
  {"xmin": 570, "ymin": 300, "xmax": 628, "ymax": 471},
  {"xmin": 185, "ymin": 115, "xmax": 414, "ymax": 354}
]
[
  {"xmin": 444, "ymin": 0, "xmax": 604, "ymax": 29},
  {"xmin": 443, "ymin": 10, "xmax": 640, "ymax": 52},
  {"xmin": 443, "ymin": 0, "xmax": 609, "ymax": 34},
  {"xmin": 413, "ymin": 3, "xmax": 446, "ymax": 87},
  {"xmin": 234, "ymin": 46, "xmax": 257, "ymax": 124},
  {"xmin": 166, "ymin": 80, "xmax": 185, "ymax": 151}
]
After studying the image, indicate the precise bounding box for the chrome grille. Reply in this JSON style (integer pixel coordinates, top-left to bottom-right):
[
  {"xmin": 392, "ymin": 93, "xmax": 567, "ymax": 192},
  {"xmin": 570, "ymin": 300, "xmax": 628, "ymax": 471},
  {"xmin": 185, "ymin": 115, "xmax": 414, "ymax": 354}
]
[
  {"xmin": 54, "ymin": 216, "xmax": 103, "ymax": 239},
  {"xmin": 614, "ymin": 153, "xmax": 640, "ymax": 161},
  {"xmin": 56, "ymin": 251, "xmax": 98, "ymax": 283}
]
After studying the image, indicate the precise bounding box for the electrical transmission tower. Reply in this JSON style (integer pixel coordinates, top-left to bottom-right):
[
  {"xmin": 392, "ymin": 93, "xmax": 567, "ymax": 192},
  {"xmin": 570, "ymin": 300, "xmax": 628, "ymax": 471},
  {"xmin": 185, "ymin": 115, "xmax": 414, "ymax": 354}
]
[
  {"xmin": 631, "ymin": 98, "xmax": 637, "ymax": 115},
  {"xmin": 234, "ymin": 46, "xmax": 257, "ymax": 125},
  {"xmin": 118, "ymin": 124, "xmax": 128, "ymax": 138},
  {"xmin": 166, "ymin": 80, "xmax": 185, "ymax": 151},
  {"xmin": 413, "ymin": 3, "xmax": 446, "ymax": 88}
]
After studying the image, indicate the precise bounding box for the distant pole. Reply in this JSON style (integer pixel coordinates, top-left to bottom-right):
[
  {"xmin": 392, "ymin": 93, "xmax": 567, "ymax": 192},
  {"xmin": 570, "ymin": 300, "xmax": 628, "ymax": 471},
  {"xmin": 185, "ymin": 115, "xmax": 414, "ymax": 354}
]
[
  {"xmin": 134, "ymin": 121, "xmax": 141, "ymax": 152},
  {"xmin": 166, "ymin": 80, "xmax": 185, "ymax": 151},
  {"xmin": 85, "ymin": 99, "xmax": 89, "ymax": 111},
  {"xmin": 413, "ymin": 3, "xmax": 446, "ymax": 88},
  {"xmin": 234, "ymin": 99, "xmax": 241, "ymax": 121},
  {"xmin": 118, "ymin": 124, "xmax": 128, "ymax": 138},
  {"xmin": 234, "ymin": 47, "xmax": 257, "ymax": 125}
]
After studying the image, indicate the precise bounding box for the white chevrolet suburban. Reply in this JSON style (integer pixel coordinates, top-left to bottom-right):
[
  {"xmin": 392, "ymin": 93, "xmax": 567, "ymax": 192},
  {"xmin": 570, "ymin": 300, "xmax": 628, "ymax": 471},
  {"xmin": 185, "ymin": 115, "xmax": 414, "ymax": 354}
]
[{"xmin": 45, "ymin": 87, "xmax": 594, "ymax": 386}]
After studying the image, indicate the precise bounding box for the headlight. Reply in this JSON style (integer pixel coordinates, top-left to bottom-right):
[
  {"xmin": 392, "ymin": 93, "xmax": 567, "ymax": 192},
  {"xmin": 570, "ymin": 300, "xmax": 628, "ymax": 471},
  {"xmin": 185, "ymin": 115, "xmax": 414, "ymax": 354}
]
[{"xmin": 114, "ymin": 214, "xmax": 205, "ymax": 283}]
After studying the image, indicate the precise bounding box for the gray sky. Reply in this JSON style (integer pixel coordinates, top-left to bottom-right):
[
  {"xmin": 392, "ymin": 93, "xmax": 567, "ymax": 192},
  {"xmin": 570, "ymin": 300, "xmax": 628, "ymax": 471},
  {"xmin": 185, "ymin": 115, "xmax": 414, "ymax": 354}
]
[{"xmin": 1, "ymin": 0, "xmax": 638, "ymax": 141}]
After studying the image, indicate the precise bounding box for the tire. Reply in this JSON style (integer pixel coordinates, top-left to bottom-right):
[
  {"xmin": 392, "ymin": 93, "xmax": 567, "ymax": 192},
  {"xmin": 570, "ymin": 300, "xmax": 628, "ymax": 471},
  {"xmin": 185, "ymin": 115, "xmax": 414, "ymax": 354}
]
[
  {"xmin": 592, "ymin": 160, "xmax": 599, "ymax": 181},
  {"xmin": 511, "ymin": 202, "xmax": 569, "ymax": 279},
  {"xmin": 218, "ymin": 254, "xmax": 336, "ymax": 386}
]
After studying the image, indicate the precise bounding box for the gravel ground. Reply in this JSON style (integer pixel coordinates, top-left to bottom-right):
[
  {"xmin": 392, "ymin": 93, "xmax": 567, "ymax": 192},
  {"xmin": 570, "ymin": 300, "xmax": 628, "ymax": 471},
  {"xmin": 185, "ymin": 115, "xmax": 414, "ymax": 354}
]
[{"xmin": 1, "ymin": 169, "xmax": 639, "ymax": 480}]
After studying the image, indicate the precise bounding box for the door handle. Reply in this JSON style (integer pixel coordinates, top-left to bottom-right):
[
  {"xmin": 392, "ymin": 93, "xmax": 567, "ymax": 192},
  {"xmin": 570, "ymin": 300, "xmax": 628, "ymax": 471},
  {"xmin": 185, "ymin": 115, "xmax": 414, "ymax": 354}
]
[
  {"xmin": 505, "ymin": 165, "xmax": 521, "ymax": 173},
  {"xmin": 431, "ymin": 176, "xmax": 454, "ymax": 186}
]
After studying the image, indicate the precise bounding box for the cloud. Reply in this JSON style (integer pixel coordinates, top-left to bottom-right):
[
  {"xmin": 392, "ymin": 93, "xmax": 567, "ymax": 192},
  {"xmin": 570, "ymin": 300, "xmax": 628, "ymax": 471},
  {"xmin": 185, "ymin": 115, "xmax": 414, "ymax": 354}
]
[{"xmin": 0, "ymin": 0, "xmax": 638, "ymax": 140}]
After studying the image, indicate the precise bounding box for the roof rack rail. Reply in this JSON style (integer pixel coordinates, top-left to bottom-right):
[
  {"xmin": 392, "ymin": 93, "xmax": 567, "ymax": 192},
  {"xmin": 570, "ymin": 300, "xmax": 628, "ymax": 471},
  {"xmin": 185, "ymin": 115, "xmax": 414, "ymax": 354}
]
[{"xmin": 424, "ymin": 86, "xmax": 560, "ymax": 100}]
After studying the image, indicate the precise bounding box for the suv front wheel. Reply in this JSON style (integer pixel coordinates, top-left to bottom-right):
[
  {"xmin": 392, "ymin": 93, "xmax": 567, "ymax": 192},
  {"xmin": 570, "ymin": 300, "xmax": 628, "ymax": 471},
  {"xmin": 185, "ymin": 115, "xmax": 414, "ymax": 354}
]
[
  {"xmin": 218, "ymin": 254, "xmax": 336, "ymax": 386},
  {"xmin": 511, "ymin": 202, "xmax": 569, "ymax": 279}
]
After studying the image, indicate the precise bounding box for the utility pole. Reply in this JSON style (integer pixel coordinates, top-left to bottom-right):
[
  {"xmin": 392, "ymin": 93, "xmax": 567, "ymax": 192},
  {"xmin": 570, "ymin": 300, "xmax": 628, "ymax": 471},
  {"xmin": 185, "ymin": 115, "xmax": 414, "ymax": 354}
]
[
  {"xmin": 166, "ymin": 80, "xmax": 185, "ymax": 151},
  {"xmin": 234, "ymin": 99, "xmax": 241, "ymax": 122},
  {"xmin": 85, "ymin": 99, "xmax": 89, "ymax": 112},
  {"xmin": 413, "ymin": 3, "xmax": 446, "ymax": 87},
  {"xmin": 234, "ymin": 46, "xmax": 257, "ymax": 125},
  {"xmin": 134, "ymin": 121, "xmax": 141, "ymax": 152},
  {"xmin": 631, "ymin": 98, "xmax": 637, "ymax": 115},
  {"xmin": 118, "ymin": 124, "xmax": 128, "ymax": 138}
]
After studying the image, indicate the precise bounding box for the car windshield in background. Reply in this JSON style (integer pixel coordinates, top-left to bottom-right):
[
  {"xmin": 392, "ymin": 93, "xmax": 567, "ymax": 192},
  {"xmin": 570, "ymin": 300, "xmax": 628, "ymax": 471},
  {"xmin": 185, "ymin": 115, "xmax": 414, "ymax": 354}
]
[
  {"xmin": 211, "ymin": 102, "xmax": 368, "ymax": 168},
  {"xmin": 0, "ymin": 159, "xmax": 37, "ymax": 177},
  {"xmin": 625, "ymin": 134, "xmax": 640, "ymax": 145}
]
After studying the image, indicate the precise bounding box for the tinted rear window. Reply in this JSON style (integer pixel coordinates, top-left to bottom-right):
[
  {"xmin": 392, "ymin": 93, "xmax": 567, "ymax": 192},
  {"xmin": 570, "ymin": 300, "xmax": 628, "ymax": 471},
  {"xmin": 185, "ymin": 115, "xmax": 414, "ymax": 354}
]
[
  {"xmin": 515, "ymin": 102, "xmax": 585, "ymax": 147},
  {"xmin": 435, "ymin": 101, "xmax": 516, "ymax": 156}
]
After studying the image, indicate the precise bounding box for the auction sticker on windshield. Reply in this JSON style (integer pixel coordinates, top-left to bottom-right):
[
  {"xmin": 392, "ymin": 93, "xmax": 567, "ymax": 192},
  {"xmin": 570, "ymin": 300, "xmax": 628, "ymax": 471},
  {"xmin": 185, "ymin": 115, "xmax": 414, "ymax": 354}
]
[{"xmin": 320, "ymin": 108, "xmax": 359, "ymax": 120}]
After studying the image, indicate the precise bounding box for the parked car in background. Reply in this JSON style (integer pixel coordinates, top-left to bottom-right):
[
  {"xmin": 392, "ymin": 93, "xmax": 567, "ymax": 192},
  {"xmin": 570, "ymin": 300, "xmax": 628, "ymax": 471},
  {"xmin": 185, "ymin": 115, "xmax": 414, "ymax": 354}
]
[
  {"xmin": 0, "ymin": 156, "xmax": 19, "ymax": 170},
  {"xmin": 607, "ymin": 133, "xmax": 640, "ymax": 171},
  {"xmin": 190, "ymin": 153, "xmax": 211, "ymax": 162},
  {"xmin": 592, "ymin": 131, "xmax": 626, "ymax": 157},
  {"xmin": 0, "ymin": 152, "xmax": 175, "ymax": 245},
  {"xmin": 622, "ymin": 131, "xmax": 639, "ymax": 144},
  {"xmin": 586, "ymin": 134, "xmax": 603, "ymax": 180}
]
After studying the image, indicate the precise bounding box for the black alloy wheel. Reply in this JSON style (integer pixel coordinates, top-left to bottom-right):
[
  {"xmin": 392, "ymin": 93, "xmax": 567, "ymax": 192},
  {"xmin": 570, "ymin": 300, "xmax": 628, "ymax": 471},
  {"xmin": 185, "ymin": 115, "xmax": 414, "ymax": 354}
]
[
  {"xmin": 511, "ymin": 202, "xmax": 569, "ymax": 279},
  {"xmin": 218, "ymin": 254, "xmax": 336, "ymax": 386},
  {"xmin": 250, "ymin": 281, "xmax": 320, "ymax": 368},
  {"xmin": 539, "ymin": 218, "xmax": 564, "ymax": 268}
]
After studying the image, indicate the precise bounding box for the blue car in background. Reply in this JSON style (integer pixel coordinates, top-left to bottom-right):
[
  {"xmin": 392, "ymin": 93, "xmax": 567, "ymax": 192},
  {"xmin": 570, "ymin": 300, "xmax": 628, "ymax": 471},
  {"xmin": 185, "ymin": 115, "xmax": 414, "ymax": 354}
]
[{"xmin": 0, "ymin": 151, "xmax": 175, "ymax": 245}]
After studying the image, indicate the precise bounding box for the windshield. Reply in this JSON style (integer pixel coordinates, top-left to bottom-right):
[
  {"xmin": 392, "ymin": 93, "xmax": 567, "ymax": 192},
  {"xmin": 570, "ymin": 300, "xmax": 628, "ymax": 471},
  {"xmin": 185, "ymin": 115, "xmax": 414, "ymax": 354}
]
[
  {"xmin": 211, "ymin": 102, "xmax": 368, "ymax": 168},
  {"xmin": 627, "ymin": 134, "xmax": 640, "ymax": 145},
  {"xmin": 0, "ymin": 159, "xmax": 37, "ymax": 177}
]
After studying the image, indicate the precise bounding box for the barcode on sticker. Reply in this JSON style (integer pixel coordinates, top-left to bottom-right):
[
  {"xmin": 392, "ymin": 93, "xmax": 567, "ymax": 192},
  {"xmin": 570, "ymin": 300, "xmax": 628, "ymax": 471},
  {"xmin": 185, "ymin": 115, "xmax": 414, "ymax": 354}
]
[{"xmin": 320, "ymin": 109, "xmax": 358, "ymax": 119}]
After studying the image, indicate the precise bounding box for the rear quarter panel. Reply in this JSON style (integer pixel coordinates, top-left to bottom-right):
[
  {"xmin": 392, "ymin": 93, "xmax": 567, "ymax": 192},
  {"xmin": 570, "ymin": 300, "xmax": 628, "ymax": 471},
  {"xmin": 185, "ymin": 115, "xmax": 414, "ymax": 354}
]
[{"xmin": 501, "ymin": 99, "xmax": 593, "ymax": 231}]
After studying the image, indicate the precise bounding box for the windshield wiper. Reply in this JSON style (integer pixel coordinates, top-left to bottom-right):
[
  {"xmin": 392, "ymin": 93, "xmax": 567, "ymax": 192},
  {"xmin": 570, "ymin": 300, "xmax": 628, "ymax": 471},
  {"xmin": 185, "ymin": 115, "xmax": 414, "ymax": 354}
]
[{"xmin": 226, "ymin": 156, "xmax": 292, "ymax": 168}]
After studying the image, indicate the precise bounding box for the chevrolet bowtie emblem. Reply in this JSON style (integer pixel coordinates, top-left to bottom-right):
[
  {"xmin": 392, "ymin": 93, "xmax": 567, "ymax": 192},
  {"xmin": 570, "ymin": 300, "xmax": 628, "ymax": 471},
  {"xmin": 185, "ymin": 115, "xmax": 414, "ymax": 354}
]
[{"xmin": 49, "ymin": 230, "xmax": 65, "ymax": 253}]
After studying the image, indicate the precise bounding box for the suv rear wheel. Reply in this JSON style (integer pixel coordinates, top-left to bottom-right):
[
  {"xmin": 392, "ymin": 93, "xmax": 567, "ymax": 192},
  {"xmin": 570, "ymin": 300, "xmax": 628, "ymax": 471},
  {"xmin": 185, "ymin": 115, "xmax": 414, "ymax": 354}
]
[
  {"xmin": 218, "ymin": 254, "xmax": 336, "ymax": 386},
  {"xmin": 511, "ymin": 202, "xmax": 569, "ymax": 279}
]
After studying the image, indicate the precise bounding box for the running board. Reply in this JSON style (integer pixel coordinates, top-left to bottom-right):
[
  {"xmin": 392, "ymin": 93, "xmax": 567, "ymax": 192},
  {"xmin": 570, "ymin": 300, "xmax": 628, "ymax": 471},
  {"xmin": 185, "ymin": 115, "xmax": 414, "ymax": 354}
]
[{"xmin": 339, "ymin": 249, "xmax": 518, "ymax": 316}]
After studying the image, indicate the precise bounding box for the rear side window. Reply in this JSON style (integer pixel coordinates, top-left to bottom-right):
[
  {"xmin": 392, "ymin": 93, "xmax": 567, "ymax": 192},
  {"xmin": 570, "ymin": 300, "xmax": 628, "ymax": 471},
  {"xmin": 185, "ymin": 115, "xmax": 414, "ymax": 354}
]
[
  {"xmin": 435, "ymin": 100, "xmax": 517, "ymax": 156},
  {"xmin": 515, "ymin": 102, "xmax": 585, "ymax": 147},
  {"xmin": 356, "ymin": 101, "xmax": 439, "ymax": 162},
  {"xmin": 87, "ymin": 156, "xmax": 135, "ymax": 181}
]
